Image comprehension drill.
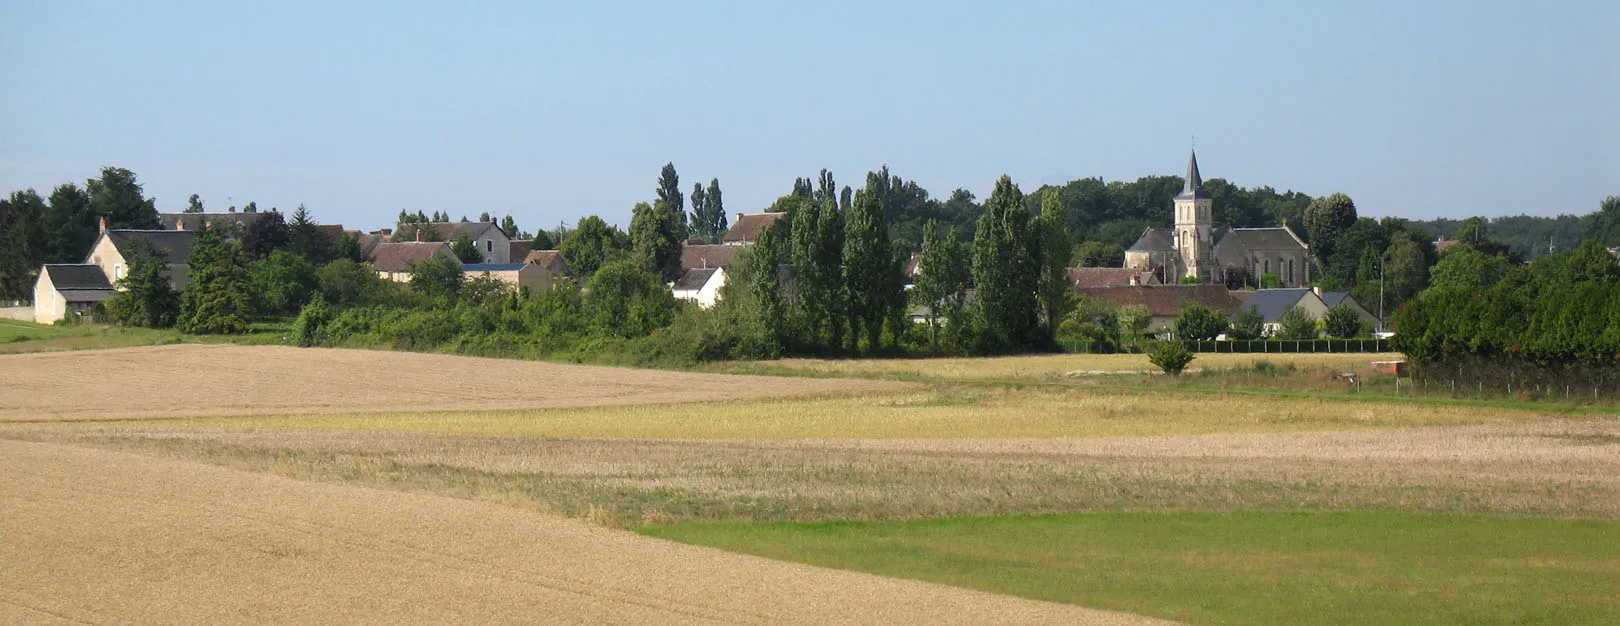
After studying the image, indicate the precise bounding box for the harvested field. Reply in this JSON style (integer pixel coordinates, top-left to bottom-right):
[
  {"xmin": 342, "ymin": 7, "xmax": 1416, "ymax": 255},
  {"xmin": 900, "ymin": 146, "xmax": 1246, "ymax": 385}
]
[
  {"xmin": 0, "ymin": 344, "xmax": 911, "ymax": 422},
  {"xmin": 0, "ymin": 439, "xmax": 1165, "ymax": 625},
  {"xmin": 718, "ymin": 351, "xmax": 1405, "ymax": 380}
]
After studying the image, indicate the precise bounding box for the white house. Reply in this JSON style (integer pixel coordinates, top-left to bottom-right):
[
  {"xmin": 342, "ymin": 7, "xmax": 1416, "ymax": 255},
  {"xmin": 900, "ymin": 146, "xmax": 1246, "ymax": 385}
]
[
  {"xmin": 32, "ymin": 265, "xmax": 116, "ymax": 324},
  {"xmin": 672, "ymin": 267, "xmax": 727, "ymax": 308}
]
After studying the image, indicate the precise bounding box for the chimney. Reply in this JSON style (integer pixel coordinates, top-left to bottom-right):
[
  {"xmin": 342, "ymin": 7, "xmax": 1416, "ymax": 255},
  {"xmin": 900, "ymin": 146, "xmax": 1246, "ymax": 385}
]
[
  {"xmin": 415, "ymin": 229, "xmax": 423, "ymax": 243},
  {"xmin": 1313, "ymin": 286, "xmax": 1323, "ymax": 297},
  {"xmin": 175, "ymin": 218, "xmax": 185, "ymax": 231},
  {"xmin": 228, "ymin": 205, "xmax": 236, "ymax": 213},
  {"xmin": 1129, "ymin": 274, "xmax": 1140, "ymax": 287},
  {"xmin": 98, "ymin": 217, "xmax": 107, "ymax": 234},
  {"xmin": 737, "ymin": 212, "xmax": 745, "ymax": 223}
]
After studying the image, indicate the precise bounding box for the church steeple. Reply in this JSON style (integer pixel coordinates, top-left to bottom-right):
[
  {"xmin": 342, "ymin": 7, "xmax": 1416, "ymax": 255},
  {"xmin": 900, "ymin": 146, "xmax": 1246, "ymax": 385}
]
[{"xmin": 1177, "ymin": 150, "xmax": 1211, "ymax": 200}]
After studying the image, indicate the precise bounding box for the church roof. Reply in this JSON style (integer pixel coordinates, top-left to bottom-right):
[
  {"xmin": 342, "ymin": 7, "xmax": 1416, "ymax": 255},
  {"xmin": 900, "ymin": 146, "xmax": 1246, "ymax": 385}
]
[
  {"xmin": 1217, "ymin": 227, "xmax": 1308, "ymax": 252},
  {"xmin": 1175, "ymin": 150, "xmax": 1212, "ymax": 200},
  {"xmin": 1126, "ymin": 228, "xmax": 1176, "ymax": 253}
]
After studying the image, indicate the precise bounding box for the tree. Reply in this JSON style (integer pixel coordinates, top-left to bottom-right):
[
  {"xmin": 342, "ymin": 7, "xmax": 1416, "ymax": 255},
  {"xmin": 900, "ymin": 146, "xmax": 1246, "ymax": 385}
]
[
  {"xmin": 789, "ymin": 198, "xmax": 844, "ymax": 347},
  {"xmin": 688, "ymin": 183, "xmax": 708, "ymax": 242},
  {"xmin": 687, "ymin": 178, "xmax": 727, "ymax": 242},
  {"xmin": 104, "ymin": 238, "xmax": 178, "ymax": 328},
  {"xmin": 1117, "ymin": 304, "xmax": 1151, "ymax": 336},
  {"xmin": 629, "ymin": 201, "xmax": 683, "ymax": 281},
  {"xmin": 185, "ymin": 194, "xmax": 205, "ymax": 213},
  {"xmin": 251, "ymin": 250, "xmax": 318, "ymax": 314},
  {"xmin": 1174, "ymin": 303, "xmax": 1229, "ymax": 340},
  {"xmin": 971, "ymin": 175, "xmax": 1041, "ymax": 353},
  {"xmin": 499, "ymin": 215, "xmax": 520, "ymax": 239},
  {"xmin": 408, "ymin": 255, "xmax": 465, "ymax": 301},
  {"xmin": 335, "ymin": 232, "xmax": 363, "ymax": 263},
  {"xmin": 1037, "ymin": 190, "xmax": 1075, "ymax": 341},
  {"xmin": 317, "ymin": 258, "xmax": 392, "ymax": 307},
  {"xmin": 478, "ymin": 211, "xmax": 491, "ymax": 223},
  {"xmin": 1277, "ymin": 304, "xmax": 1318, "ymax": 339},
  {"xmin": 1075, "ymin": 241, "xmax": 1125, "ymax": 268},
  {"xmin": 529, "ymin": 228, "xmax": 555, "ymax": 251},
  {"xmin": 45, "ymin": 183, "xmax": 95, "ymax": 263},
  {"xmin": 1429, "ymin": 243, "xmax": 1513, "ymax": 292},
  {"xmin": 1324, "ymin": 303, "xmax": 1365, "ymax": 338},
  {"xmin": 1382, "ymin": 238, "xmax": 1431, "ymax": 313},
  {"xmin": 450, "ymin": 233, "xmax": 485, "ymax": 263},
  {"xmin": 558, "ymin": 215, "xmax": 628, "ymax": 279},
  {"xmin": 584, "ymin": 259, "xmax": 676, "ymax": 338},
  {"xmin": 242, "ymin": 201, "xmax": 258, "ymax": 213},
  {"xmin": 1259, "ymin": 273, "xmax": 1284, "ymax": 289},
  {"xmin": 286, "ymin": 204, "xmax": 334, "ymax": 264},
  {"xmin": 178, "ymin": 224, "xmax": 254, "ymax": 334},
  {"xmin": 0, "ymin": 190, "xmax": 48, "ymax": 300},
  {"xmin": 1583, "ymin": 196, "xmax": 1620, "ymax": 247},
  {"xmin": 842, "ymin": 181, "xmax": 897, "ymax": 351},
  {"xmin": 241, "ymin": 210, "xmax": 289, "ymax": 259},
  {"xmin": 911, "ymin": 220, "xmax": 953, "ymax": 350},
  {"xmin": 1148, "ymin": 341, "xmax": 1195, "ymax": 376},
  {"xmin": 1303, "ymin": 192, "xmax": 1357, "ymax": 262},
  {"xmin": 86, "ymin": 166, "xmax": 158, "ymax": 230},
  {"xmin": 1229, "ymin": 306, "xmax": 1265, "ymax": 340},
  {"xmin": 656, "ymin": 163, "xmax": 686, "ymax": 237}
]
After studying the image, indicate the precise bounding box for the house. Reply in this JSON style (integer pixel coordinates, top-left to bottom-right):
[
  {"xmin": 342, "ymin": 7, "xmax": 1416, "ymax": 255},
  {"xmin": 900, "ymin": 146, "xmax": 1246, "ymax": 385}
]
[
  {"xmin": 421, "ymin": 221, "xmax": 513, "ymax": 263},
  {"xmin": 520, "ymin": 250, "xmax": 576, "ymax": 291},
  {"xmin": 1068, "ymin": 267, "xmax": 1160, "ymax": 289},
  {"xmin": 32, "ymin": 265, "xmax": 116, "ymax": 324},
  {"xmin": 1320, "ymin": 291, "xmax": 1380, "ymax": 327},
  {"xmin": 1435, "ymin": 239, "xmax": 1462, "ymax": 254},
  {"xmin": 160, "ymin": 211, "xmax": 270, "ymax": 233},
  {"xmin": 721, "ymin": 212, "xmax": 786, "ymax": 245},
  {"xmin": 1238, "ymin": 288, "xmax": 1332, "ymax": 336},
  {"xmin": 84, "ymin": 227, "xmax": 197, "ymax": 291},
  {"xmin": 366, "ymin": 241, "xmax": 457, "ymax": 282},
  {"xmin": 672, "ymin": 267, "xmax": 727, "ymax": 308},
  {"xmin": 1074, "ymin": 284, "xmax": 1245, "ymax": 334},
  {"xmin": 462, "ymin": 263, "xmax": 551, "ymax": 293},
  {"xmin": 1212, "ymin": 226, "xmax": 1312, "ymax": 287},
  {"xmin": 508, "ymin": 239, "xmax": 533, "ymax": 263},
  {"xmin": 680, "ymin": 244, "xmax": 744, "ymax": 271}
]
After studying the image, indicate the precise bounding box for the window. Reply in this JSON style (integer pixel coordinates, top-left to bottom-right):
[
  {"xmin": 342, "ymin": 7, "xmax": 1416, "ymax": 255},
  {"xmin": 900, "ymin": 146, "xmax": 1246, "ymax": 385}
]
[
  {"xmin": 1287, "ymin": 259, "xmax": 1295, "ymax": 285},
  {"xmin": 1264, "ymin": 258, "xmax": 1271, "ymax": 274},
  {"xmin": 486, "ymin": 239, "xmax": 492, "ymax": 252}
]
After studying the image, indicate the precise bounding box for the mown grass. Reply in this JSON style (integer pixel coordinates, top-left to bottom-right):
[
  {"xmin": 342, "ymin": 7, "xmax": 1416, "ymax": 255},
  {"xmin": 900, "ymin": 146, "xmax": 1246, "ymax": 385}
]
[
  {"xmin": 0, "ymin": 319, "xmax": 290, "ymax": 354},
  {"xmin": 147, "ymin": 385, "xmax": 1573, "ymax": 439},
  {"xmin": 640, "ymin": 512, "xmax": 1620, "ymax": 626}
]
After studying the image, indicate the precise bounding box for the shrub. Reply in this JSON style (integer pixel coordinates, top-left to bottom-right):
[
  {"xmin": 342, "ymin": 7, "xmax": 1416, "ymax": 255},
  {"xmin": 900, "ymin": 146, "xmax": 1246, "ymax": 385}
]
[
  {"xmin": 1277, "ymin": 304, "xmax": 1319, "ymax": 339},
  {"xmin": 1148, "ymin": 341, "xmax": 1196, "ymax": 376},
  {"xmin": 1175, "ymin": 303, "xmax": 1229, "ymax": 341},
  {"xmin": 291, "ymin": 295, "xmax": 333, "ymax": 347},
  {"xmin": 1323, "ymin": 303, "xmax": 1365, "ymax": 338},
  {"xmin": 1229, "ymin": 305, "xmax": 1265, "ymax": 340}
]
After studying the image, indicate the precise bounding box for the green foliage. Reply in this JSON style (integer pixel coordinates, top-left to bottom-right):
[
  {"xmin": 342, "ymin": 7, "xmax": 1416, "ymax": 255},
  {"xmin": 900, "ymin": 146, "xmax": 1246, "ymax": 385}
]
[
  {"xmin": 629, "ymin": 200, "xmax": 683, "ymax": 281},
  {"xmin": 335, "ymin": 232, "xmax": 363, "ymax": 262},
  {"xmin": 1037, "ymin": 190, "xmax": 1074, "ymax": 341},
  {"xmin": 241, "ymin": 209, "xmax": 288, "ymax": 259},
  {"xmin": 250, "ymin": 250, "xmax": 318, "ymax": 315},
  {"xmin": 105, "ymin": 238, "xmax": 179, "ymax": 328},
  {"xmin": 843, "ymin": 178, "xmax": 899, "ymax": 352},
  {"xmin": 317, "ymin": 258, "xmax": 393, "ymax": 307},
  {"xmin": 1277, "ymin": 304, "xmax": 1319, "ymax": 340},
  {"xmin": 788, "ymin": 197, "xmax": 846, "ymax": 350},
  {"xmin": 1074, "ymin": 241, "xmax": 1125, "ymax": 268},
  {"xmin": 912, "ymin": 220, "xmax": 972, "ymax": 352},
  {"xmin": 408, "ymin": 255, "xmax": 465, "ymax": 301},
  {"xmin": 87, "ymin": 167, "xmax": 159, "ymax": 229},
  {"xmin": 1148, "ymin": 340, "xmax": 1195, "ymax": 376},
  {"xmin": 1582, "ymin": 196, "xmax": 1620, "ymax": 247},
  {"xmin": 584, "ymin": 259, "xmax": 677, "ymax": 338},
  {"xmin": 971, "ymin": 175, "xmax": 1042, "ymax": 353},
  {"xmin": 1117, "ymin": 304, "xmax": 1151, "ymax": 335},
  {"xmin": 185, "ymin": 194, "xmax": 204, "ymax": 213},
  {"xmin": 1174, "ymin": 304, "xmax": 1229, "ymax": 340},
  {"xmin": 286, "ymin": 204, "xmax": 334, "ymax": 264},
  {"xmin": 450, "ymin": 233, "xmax": 484, "ymax": 263},
  {"xmin": 1229, "ymin": 306, "xmax": 1265, "ymax": 340},
  {"xmin": 1179, "ymin": 275, "xmax": 1201, "ymax": 284},
  {"xmin": 178, "ymin": 224, "xmax": 254, "ymax": 334},
  {"xmin": 1259, "ymin": 273, "xmax": 1284, "ymax": 289},
  {"xmin": 291, "ymin": 295, "xmax": 333, "ymax": 347},
  {"xmin": 655, "ymin": 162, "xmax": 686, "ymax": 237},
  {"xmin": 1323, "ymin": 304, "xmax": 1365, "ymax": 339},
  {"xmin": 0, "ymin": 190, "xmax": 47, "ymax": 300},
  {"xmin": 45, "ymin": 183, "xmax": 96, "ymax": 264},
  {"xmin": 558, "ymin": 215, "xmax": 628, "ymax": 279},
  {"xmin": 1303, "ymin": 192, "xmax": 1357, "ymax": 261},
  {"xmin": 688, "ymin": 178, "xmax": 726, "ymax": 242},
  {"xmin": 1429, "ymin": 243, "xmax": 1513, "ymax": 292},
  {"xmin": 459, "ymin": 272, "xmax": 510, "ymax": 306}
]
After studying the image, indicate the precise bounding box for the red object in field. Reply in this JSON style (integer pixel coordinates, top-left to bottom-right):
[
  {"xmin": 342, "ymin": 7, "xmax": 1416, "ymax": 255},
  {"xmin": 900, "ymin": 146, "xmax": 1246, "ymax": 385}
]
[{"xmin": 1370, "ymin": 360, "xmax": 1406, "ymax": 376}]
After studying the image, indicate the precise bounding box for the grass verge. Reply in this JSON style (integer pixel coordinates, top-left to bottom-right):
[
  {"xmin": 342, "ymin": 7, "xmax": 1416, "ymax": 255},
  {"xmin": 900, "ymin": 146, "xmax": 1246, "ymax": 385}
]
[{"xmin": 639, "ymin": 511, "xmax": 1620, "ymax": 626}]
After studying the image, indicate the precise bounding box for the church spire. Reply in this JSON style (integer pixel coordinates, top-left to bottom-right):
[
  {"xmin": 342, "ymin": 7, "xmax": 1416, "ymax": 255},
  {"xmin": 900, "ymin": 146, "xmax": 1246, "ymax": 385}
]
[{"xmin": 1177, "ymin": 150, "xmax": 1210, "ymax": 199}]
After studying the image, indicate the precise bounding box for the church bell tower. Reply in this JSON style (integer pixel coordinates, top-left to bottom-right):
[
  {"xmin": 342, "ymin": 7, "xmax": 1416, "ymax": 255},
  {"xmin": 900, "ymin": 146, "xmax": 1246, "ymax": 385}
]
[{"xmin": 1173, "ymin": 150, "xmax": 1214, "ymax": 282}]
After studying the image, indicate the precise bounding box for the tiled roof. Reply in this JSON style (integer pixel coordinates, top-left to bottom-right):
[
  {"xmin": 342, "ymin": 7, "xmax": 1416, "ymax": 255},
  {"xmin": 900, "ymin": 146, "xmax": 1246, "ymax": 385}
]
[
  {"xmin": 680, "ymin": 244, "xmax": 744, "ymax": 270},
  {"xmin": 462, "ymin": 263, "xmax": 527, "ymax": 272},
  {"xmin": 1067, "ymin": 267, "xmax": 1159, "ymax": 289},
  {"xmin": 1074, "ymin": 285, "xmax": 1245, "ymax": 318},
  {"xmin": 104, "ymin": 230, "xmax": 197, "ymax": 265},
  {"xmin": 523, "ymin": 250, "xmax": 574, "ymax": 276},
  {"xmin": 1126, "ymin": 228, "xmax": 1176, "ymax": 253},
  {"xmin": 509, "ymin": 240, "xmax": 533, "ymax": 261},
  {"xmin": 367, "ymin": 242, "xmax": 454, "ymax": 273},
  {"xmin": 673, "ymin": 267, "xmax": 720, "ymax": 291},
  {"xmin": 721, "ymin": 213, "xmax": 785, "ymax": 244},
  {"xmin": 1217, "ymin": 227, "xmax": 1307, "ymax": 252},
  {"xmin": 42, "ymin": 265, "xmax": 112, "ymax": 290},
  {"xmin": 427, "ymin": 221, "xmax": 504, "ymax": 242}
]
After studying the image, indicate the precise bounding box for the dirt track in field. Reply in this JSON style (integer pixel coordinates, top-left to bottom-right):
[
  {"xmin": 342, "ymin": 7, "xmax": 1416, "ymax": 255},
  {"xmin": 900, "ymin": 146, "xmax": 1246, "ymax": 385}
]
[
  {"xmin": 0, "ymin": 439, "xmax": 1168, "ymax": 626},
  {"xmin": 0, "ymin": 344, "xmax": 911, "ymax": 422}
]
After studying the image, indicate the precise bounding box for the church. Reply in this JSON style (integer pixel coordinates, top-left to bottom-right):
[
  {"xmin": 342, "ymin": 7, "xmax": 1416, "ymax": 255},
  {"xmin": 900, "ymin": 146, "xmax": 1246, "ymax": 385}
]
[{"xmin": 1124, "ymin": 151, "xmax": 1312, "ymax": 287}]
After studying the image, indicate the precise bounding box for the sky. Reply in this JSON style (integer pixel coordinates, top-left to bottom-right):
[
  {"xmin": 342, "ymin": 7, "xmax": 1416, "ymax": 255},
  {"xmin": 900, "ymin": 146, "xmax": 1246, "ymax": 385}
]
[{"xmin": 2, "ymin": 0, "xmax": 1616, "ymax": 232}]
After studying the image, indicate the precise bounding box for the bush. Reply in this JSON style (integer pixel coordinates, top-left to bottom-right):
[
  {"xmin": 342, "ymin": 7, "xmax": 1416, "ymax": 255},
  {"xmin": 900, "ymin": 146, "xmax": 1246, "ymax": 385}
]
[
  {"xmin": 1323, "ymin": 303, "xmax": 1365, "ymax": 339},
  {"xmin": 1148, "ymin": 341, "xmax": 1196, "ymax": 376},
  {"xmin": 1175, "ymin": 303, "xmax": 1229, "ymax": 341},
  {"xmin": 291, "ymin": 295, "xmax": 333, "ymax": 347},
  {"xmin": 1277, "ymin": 304, "xmax": 1319, "ymax": 339},
  {"xmin": 1229, "ymin": 305, "xmax": 1264, "ymax": 340}
]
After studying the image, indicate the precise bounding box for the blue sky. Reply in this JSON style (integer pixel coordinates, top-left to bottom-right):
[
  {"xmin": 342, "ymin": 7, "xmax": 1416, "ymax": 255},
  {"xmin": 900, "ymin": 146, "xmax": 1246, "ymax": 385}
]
[{"xmin": 2, "ymin": 1, "xmax": 1615, "ymax": 231}]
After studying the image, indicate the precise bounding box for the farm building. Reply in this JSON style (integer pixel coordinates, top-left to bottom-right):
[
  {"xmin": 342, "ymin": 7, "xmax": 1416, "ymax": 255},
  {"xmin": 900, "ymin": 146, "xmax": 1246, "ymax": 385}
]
[
  {"xmin": 680, "ymin": 244, "xmax": 744, "ymax": 271},
  {"xmin": 422, "ymin": 221, "xmax": 512, "ymax": 263},
  {"xmin": 1074, "ymin": 284, "xmax": 1245, "ymax": 334},
  {"xmin": 32, "ymin": 265, "xmax": 116, "ymax": 324},
  {"xmin": 672, "ymin": 267, "xmax": 727, "ymax": 308},
  {"xmin": 1236, "ymin": 288, "xmax": 1331, "ymax": 336},
  {"xmin": 366, "ymin": 241, "xmax": 457, "ymax": 282},
  {"xmin": 521, "ymin": 250, "xmax": 576, "ymax": 290},
  {"xmin": 721, "ymin": 213, "xmax": 785, "ymax": 245},
  {"xmin": 462, "ymin": 263, "xmax": 553, "ymax": 293},
  {"xmin": 84, "ymin": 228, "xmax": 197, "ymax": 291}
]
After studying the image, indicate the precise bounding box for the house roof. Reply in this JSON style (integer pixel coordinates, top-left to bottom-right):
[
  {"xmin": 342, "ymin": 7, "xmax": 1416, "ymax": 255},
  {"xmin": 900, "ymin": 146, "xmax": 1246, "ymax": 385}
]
[
  {"xmin": 103, "ymin": 230, "xmax": 197, "ymax": 265},
  {"xmin": 57, "ymin": 289, "xmax": 118, "ymax": 302},
  {"xmin": 462, "ymin": 263, "xmax": 526, "ymax": 272},
  {"xmin": 509, "ymin": 239, "xmax": 533, "ymax": 261},
  {"xmin": 1126, "ymin": 228, "xmax": 1176, "ymax": 253},
  {"xmin": 315, "ymin": 224, "xmax": 347, "ymax": 245},
  {"xmin": 1067, "ymin": 267, "xmax": 1159, "ymax": 289},
  {"xmin": 1217, "ymin": 227, "xmax": 1308, "ymax": 252},
  {"xmin": 160, "ymin": 212, "xmax": 270, "ymax": 231},
  {"xmin": 1435, "ymin": 239, "xmax": 1461, "ymax": 254},
  {"xmin": 422, "ymin": 221, "xmax": 505, "ymax": 242},
  {"xmin": 367, "ymin": 242, "xmax": 453, "ymax": 273},
  {"xmin": 1240, "ymin": 288, "xmax": 1314, "ymax": 322},
  {"xmin": 1074, "ymin": 285, "xmax": 1245, "ymax": 318},
  {"xmin": 721, "ymin": 213, "xmax": 786, "ymax": 244},
  {"xmin": 1320, "ymin": 292, "xmax": 1351, "ymax": 308},
  {"xmin": 680, "ymin": 244, "xmax": 744, "ymax": 270},
  {"xmin": 42, "ymin": 264, "xmax": 112, "ymax": 290},
  {"xmin": 673, "ymin": 267, "xmax": 720, "ymax": 291},
  {"xmin": 1175, "ymin": 150, "xmax": 1211, "ymax": 200}
]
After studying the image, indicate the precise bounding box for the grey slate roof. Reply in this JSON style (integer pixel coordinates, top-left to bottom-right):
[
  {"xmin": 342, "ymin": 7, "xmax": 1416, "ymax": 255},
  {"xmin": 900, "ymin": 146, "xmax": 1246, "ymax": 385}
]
[
  {"xmin": 1176, "ymin": 150, "xmax": 1211, "ymax": 200},
  {"xmin": 104, "ymin": 230, "xmax": 197, "ymax": 265},
  {"xmin": 1126, "ymin": 228, "xmax": 1176, "ymax": 253},
  {"xmin": 1240, "ymin": 288, "xmax": 1312, "ymax": 322},
  {"xmin": 160, "ymin": 212, "xmax": 270, "ymax": 231},
  {"xmin": 673, "ymin": 267, "xmax": 720, "ymax": 291},
  {"xmin": 681, "ymin": 244, "xmax": 744, "ymax": 270},
  {"xmin": 1218, "ymin": 227, "xmax": 1307, "ymax": 251},
  {"xmin": 42, "ymin": 265, "xmax": 112, "ymax": 290},
  {"xmin": 1320, "ymin": 292, "xmax": 1351, "ymax": 308},
  {"xmin": 56, "ymin": 289, "xmax": 118, "ymax": 302}
]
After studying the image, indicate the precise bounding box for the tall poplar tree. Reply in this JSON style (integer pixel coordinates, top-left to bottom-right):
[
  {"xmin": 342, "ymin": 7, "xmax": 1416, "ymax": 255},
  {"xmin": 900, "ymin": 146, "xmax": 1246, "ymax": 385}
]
[
  {"xmin": 46, "ymin": 183, "xmax": 95, "ymax": 263},
  {"xmin": 972, "ymin": 175, "xmax": 1040, "ymax": 353},
  {"xmin": 689, "ymin": 182, "xmax": 707, "ymax": 241},
  {"xmin": 842, "ymin": 178, "xmax": 896, "ymax": 352},
  {"xmin": 1037, "ymin": 189, "xmax": 1074, "ymax": 342},
  {"xmin": 656, "ymin": 163, "xmax": 687, "ymax": 237},
  {"xmin": 629, "ymin": 201, "xmax": 683, "ymax": 281}
]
